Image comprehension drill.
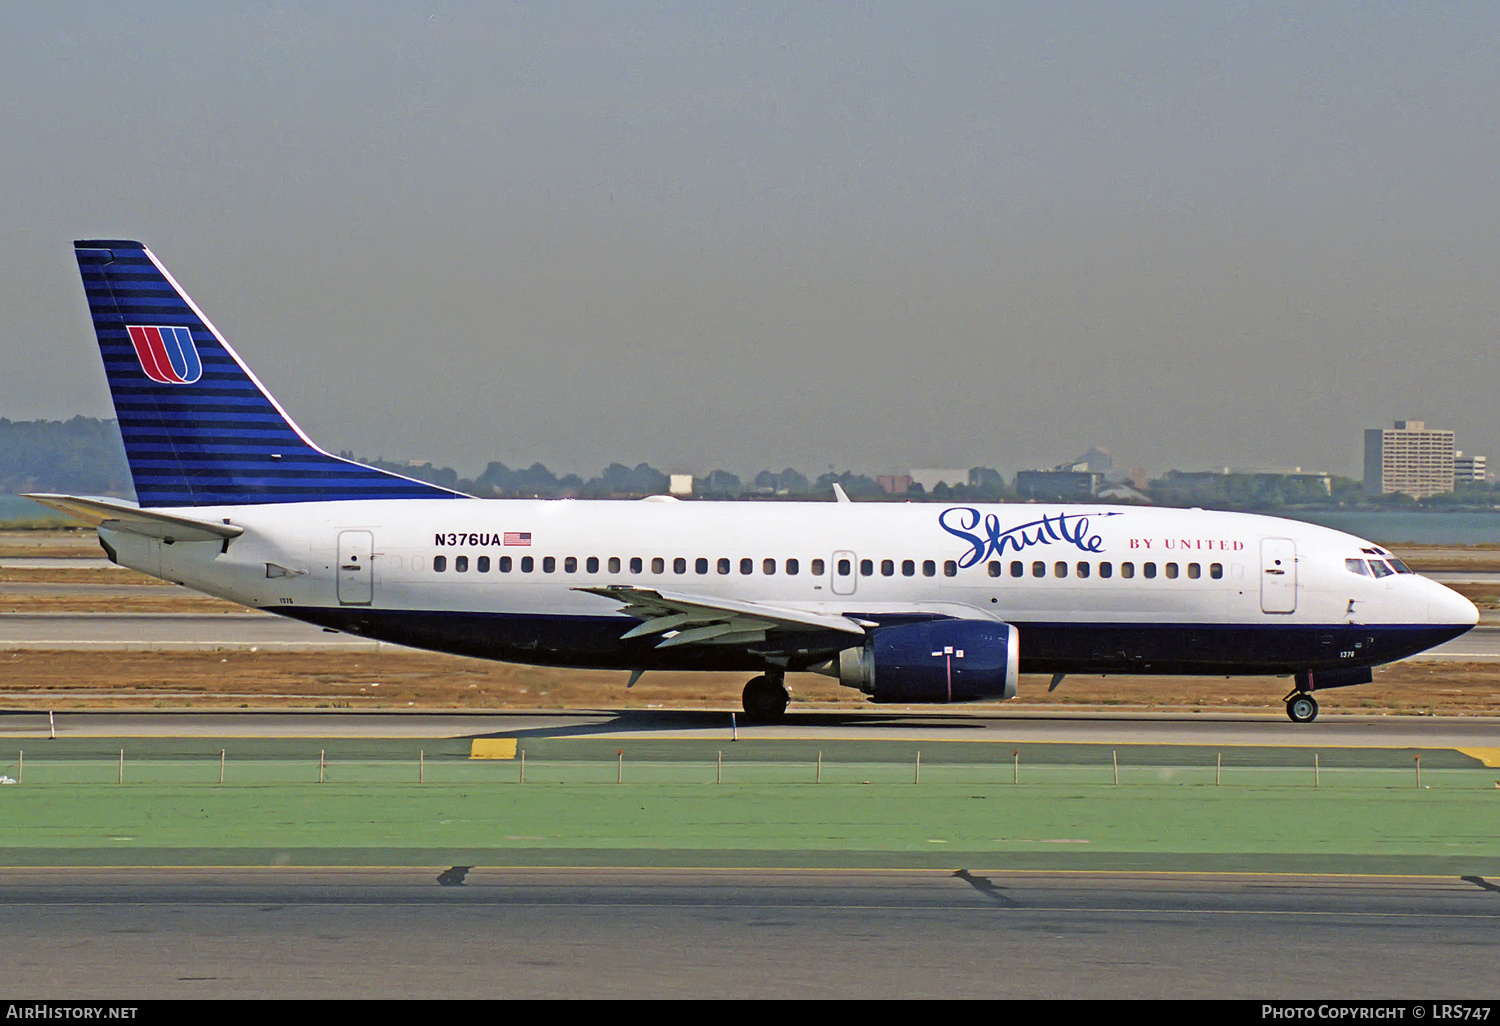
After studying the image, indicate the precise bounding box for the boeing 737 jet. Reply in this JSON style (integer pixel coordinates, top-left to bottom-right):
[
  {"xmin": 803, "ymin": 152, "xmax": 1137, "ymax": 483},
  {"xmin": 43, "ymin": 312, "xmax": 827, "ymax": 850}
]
[{"xmin": 30, "ymin": 240, "xmax": 1478, "ymax": 723}]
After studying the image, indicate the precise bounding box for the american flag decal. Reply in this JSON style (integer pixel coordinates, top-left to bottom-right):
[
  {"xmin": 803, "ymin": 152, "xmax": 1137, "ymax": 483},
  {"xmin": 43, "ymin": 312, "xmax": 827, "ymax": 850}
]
[{"xmin": 503, "ymin": 532, "xmax": 532, "ymax": 546}]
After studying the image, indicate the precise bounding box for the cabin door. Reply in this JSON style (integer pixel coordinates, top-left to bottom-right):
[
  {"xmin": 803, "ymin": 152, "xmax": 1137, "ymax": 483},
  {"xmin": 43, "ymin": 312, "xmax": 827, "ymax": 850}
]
[
  {"xmin": 1260, "ymin": 538, "xmax": 1297, "ymax": 614},
  {"xmin": 337, "ymin": 530, "xmax": 374, "ymax": 605}
]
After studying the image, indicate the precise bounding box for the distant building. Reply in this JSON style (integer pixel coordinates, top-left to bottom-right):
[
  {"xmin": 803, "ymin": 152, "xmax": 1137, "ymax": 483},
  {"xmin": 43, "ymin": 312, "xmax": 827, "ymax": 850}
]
[
  {"xmin": 1455, "ymin": 452, "xmax": 1488, "ymax": 484},
  {"xmin": 1015, "ymin": 470, "xmax": 1101, "ymax": 500},
  {"xmin": 877, "ymin": 474, "xmax": 913, "ymax": 496},
  {"xmin": 1055, "ymin": 447, "xmax": 1113, "ymax": 474},
  {"xmin": 1158, "ymin": 468, "xmax": 1331, "ymax": 497},
  {"xmin": 1097, "ymin": 483, "xmax": 1151, "ymax": 503},
  {"xmin": 908, "ymin": 468, "xmax": 972, "ymax": 493},
  {"xmin": 1364, "ymin": 420, "xmax": 1456, "ymax": 498},
  {"xmin": 668, "ymin": 474, "xmax": 693, "ymax": 496}
]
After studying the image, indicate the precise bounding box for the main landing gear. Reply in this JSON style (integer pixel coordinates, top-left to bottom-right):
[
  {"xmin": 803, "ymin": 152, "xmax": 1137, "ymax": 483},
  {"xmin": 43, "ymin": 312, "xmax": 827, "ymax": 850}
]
[
  {"xmin": 1283, "ymin": 669, "xmax": 1320, "ymax": 723},
  {"xmin": 742, "ymin": 672, "xmax": 789, "ymax": 722},
  {"xmin": 1284, "ymin": 693, "xmax": 1320, "ymax": 726}
]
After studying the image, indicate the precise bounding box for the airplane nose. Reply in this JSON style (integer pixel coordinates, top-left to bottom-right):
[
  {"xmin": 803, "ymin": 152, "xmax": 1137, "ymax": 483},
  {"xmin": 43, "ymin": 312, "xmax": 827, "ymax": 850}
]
[{"xmin": 1430, "ymin": 582, "xmax": 1479, "ymax": 628}]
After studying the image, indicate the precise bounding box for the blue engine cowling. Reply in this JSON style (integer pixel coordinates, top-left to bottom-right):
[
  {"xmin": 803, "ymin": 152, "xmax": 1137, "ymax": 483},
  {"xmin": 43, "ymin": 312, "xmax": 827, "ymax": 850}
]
[{"xmin": 836, "ymin": 619, "xmax": 1019, "ymax": 703}]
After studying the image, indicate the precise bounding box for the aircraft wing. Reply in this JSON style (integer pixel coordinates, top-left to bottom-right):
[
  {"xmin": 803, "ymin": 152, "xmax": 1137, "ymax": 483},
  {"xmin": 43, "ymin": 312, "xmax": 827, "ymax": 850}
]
[
  {"xmin": 23, "ymin": 493, "xmax": 244, "ymax": 544},
  {"xmin": 576, "ymin": 585, "xmax": 869, "ymax": 649}
]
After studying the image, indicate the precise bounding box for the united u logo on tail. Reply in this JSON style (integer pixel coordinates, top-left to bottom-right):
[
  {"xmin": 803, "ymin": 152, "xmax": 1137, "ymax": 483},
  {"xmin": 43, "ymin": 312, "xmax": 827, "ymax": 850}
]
[{"xmin": 126, "ymin": 324, "xmax": 202, "ymax": 384}]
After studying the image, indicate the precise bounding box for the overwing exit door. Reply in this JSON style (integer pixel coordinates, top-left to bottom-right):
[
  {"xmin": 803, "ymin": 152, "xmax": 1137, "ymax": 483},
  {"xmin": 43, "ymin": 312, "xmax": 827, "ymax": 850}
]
[{"xmin": 337, "ymin": 530, "xmax": 374, "ymax": 605}]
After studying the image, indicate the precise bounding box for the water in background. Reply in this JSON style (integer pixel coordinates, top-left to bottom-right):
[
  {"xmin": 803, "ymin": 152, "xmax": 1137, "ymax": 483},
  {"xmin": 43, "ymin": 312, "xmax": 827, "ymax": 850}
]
[
  {"xmin": 0, "ymin": 495, "xmax": 70, "ymax": 526},
  {"xmin": 1275, "ymin": 511, "xmax": 1500, "ymax": 545}
]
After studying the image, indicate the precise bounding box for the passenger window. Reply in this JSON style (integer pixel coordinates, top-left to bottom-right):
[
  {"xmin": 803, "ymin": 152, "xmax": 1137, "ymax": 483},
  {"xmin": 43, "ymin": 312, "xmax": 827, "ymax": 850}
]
[
  {"xmin": 586, "ymin": 556, "xmax": 599, "ymax": 573},
  {"xmin": 1369, "ymin": 560, "xmax": 1394, "ymax": 578},
  {"xmin": 902, "ymin": 559, "xmax": 915, "ymax": 577},
  {"xmin": 1032, "ymin": 561, "xmax": 1045, "ymax": 578},
  {"xmin": 608, "ymin": 557, "xmax": 621, "ymax": 574},
  {"xmin": 674, "ymin": 557, "xmax": 687, "ymax": 574},
  {"xmin": 718, "ymin": 558, "xmax": 731, "ymax": 575},
  {"xmin": 881, "ymin": 559, "xmax": 895, "ymax": 577},
  {"xmin": 1010, "ymin": 561, "xmax": 1023, "ymax": 578},
  {"xmin": 433, "ymin": 555, "xmax": 447, "ymax": 572},
  {"xmin": 1054, "ymin": 561, "xmax": 1068, "ymax": 578},
  {"xmin": 1187, "ymin": 563, "xmax": 1200, "ymax": 579},
  {"xmin": 564, "ymin": 556, "xmax": 577, "ymax": 573},
  {"xmin": 922, "ymin": 560, "xmax": 936, "ymax": 577},
  {"xmin": 860, "ymin": 559, "xmax": 874, "ymax": 576},
  {"xmin": 837, "ymin": 559, "xmax": 852, "ymax": 576},
  {"xmin": 1165, "ymin": 563, "xmax": 1178, "ymax": 579},
  {"xmin": 1210, "ymin": 563, "xmax": 1223, "ymax": 579},
  {"xmin": 987, "ymin": 561, "xmax": 1002, "ymax": 578},
  {"xmin": 651, "ymin": 557, "xmax": 664, "ymax": 574},
  {"xmin": 456, "ymin": 555, "xmax": 470, "ymax": 573},
  {"xmin": 1121, "ymin": 562, "xmax": 1135, "ymax": 579},
  {"xmin": 1076, "ymin": 562, "xmax": 1090, "ymax": 579},
  {"xmin": 542, "ymin": 556, "xmax": 555, "ymax": 573},
  {"xmin": 811, "ymin": 559, "xmax": 825, "ymax": 576},
  {"xmin": 629, "ymin": 557, "xmax": 642, "ymax": 574},
  {"xmin": 741, "ymin": 558, "xmax": 753, "ymax": 575},
  {"xmin": 764, "ymin": 558, "xmax": 776, "ymax": 575},
  {"xmin": 521, "ymin": 556, "xmax": 534, "ymax": 573},
  {"xmin": 1143, "ymin": 562, "xmax": 1157, "ymax": 579},
  {"xmin": 786, "ymin": 558, "xmax": 799, "ymax": 576},
  {"xmin": 477, "ymin": 556, "xmax": 490, "ymax": 573},
  {"xmin": 943, "ymin": 560, "xmax": 957, "ymax": 577},
  {"xmin": 500, "ymin": 556, "xmax": 512, "ymax": 572},
  {"xmin": 1099, "ymin": 562, "xmax": 1112, "ymax": 578},
  {"xmin": 696, "ymin": 557, "xmax": 709, "ymax": 574}
]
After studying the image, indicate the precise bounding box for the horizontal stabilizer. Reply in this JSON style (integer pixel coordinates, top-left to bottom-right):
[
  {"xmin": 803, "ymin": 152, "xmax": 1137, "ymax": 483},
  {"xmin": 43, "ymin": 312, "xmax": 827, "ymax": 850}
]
[{"xmin": 23, "ymin": 493, "xmax": 244, "ymax": 543}]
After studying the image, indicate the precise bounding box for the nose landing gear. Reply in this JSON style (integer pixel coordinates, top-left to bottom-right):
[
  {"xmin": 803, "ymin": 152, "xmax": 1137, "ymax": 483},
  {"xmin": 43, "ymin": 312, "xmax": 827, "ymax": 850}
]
[{"xmin": 742, "ymin": 672, "xmax": 789, "ymax": 722}]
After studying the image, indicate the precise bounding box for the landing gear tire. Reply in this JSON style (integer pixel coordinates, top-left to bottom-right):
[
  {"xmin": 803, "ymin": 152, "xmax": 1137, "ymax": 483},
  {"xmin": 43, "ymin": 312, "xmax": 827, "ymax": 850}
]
[
  {"xmin": 1286, "ymin": 693, "xmax": 1319, "ymax": 724},
  {"xmin": 742, "ymin": 675, "xmax": 789, "ymax": 722}
]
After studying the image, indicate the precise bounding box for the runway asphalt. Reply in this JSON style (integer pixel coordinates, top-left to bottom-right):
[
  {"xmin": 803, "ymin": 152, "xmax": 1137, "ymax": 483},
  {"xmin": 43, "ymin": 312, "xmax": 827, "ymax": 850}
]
[
  {"xmin": 1, "ymin": 867, "xmax": 1495, "ymax": 998},
  {"xmin": 1, "ymin": 707, "xmax": 1496, "ymax": 752}
]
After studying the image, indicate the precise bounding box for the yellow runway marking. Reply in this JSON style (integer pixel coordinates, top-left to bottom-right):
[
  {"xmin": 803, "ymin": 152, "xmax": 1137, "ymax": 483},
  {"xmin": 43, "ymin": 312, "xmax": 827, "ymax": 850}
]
[
  {"xmin": 1455, "ymin": 747, "xmax": 1500, "ymax": 767},
  {"xmin": 469, "ymin": 738, "xmax": 518, "ymax": 760}
]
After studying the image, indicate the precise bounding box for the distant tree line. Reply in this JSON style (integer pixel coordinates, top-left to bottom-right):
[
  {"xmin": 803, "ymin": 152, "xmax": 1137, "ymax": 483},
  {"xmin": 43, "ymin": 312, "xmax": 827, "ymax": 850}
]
[
  {"xmin": 355, "ymin": 456, "xmax": 1014, "ymax": 501},
  {"xmin": 0, "ymin": 417, "xmax": 133, "ymax": 497},
  {"xmin": 4, "ymin": 418, "xmax": 1497, "ymax": 510}
]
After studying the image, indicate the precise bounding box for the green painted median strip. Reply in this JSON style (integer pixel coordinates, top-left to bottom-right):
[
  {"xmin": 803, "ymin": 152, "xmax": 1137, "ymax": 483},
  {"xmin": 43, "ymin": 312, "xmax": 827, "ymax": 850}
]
[{"xmin": 2, "ymin": 740, "xmax": 1496, "ymax": 871}]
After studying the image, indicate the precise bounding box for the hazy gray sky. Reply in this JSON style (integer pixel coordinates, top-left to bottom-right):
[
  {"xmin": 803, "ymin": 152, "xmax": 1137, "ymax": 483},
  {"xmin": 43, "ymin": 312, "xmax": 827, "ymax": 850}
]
[{"xmin": 3, "ymin": 2, "xmax": 1497, "ymax": 481}]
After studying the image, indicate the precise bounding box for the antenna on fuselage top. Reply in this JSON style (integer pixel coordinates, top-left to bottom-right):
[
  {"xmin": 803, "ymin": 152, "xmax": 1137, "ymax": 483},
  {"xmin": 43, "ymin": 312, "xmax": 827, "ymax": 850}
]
[{"xmin": 832, "ymin": 483, "xmax": 851, "ymax": 503}]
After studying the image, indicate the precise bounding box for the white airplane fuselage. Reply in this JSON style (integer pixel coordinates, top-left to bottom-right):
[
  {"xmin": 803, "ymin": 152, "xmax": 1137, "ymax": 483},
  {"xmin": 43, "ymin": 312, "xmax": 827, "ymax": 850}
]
[{"xmin": 100, "ymin": 497, "xmax": 1476, "ymax": 680}]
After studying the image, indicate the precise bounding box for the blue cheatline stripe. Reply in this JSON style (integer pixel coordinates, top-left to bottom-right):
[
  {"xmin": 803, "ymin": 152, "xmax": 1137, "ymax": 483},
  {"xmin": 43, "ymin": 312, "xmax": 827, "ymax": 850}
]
[{"xmin": 74, "ymin": 240, "xmax": 463, "ymax": 508}]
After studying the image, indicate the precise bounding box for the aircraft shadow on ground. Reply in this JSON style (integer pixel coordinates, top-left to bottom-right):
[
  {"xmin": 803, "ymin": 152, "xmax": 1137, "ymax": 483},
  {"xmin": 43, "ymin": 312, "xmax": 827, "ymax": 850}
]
[{"xmin": 481, "ymin": 709, "xmax": 1008, "ymax": 739}]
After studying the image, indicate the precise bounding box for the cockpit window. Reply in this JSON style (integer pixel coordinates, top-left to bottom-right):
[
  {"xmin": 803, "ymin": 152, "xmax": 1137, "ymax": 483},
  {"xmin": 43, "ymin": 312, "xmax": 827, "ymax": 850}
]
[
  {"xmin": 1345, "ymin": 558, "xmax": 1370, "ymax": 576},
  {"xmin": 1368, "ymin": 560, "xmax": 1395, "ymax": 578},
  {"xmin": 1386, "ymin": 557, "xmax": 1415, "ymax": 574}
]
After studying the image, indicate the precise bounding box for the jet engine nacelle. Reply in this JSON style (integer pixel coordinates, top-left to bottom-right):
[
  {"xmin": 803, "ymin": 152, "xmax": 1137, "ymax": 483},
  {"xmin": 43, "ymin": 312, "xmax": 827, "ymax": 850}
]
[{"xmin": 835, "ymin": 619, "xmax": 1019, "ymax": 703}]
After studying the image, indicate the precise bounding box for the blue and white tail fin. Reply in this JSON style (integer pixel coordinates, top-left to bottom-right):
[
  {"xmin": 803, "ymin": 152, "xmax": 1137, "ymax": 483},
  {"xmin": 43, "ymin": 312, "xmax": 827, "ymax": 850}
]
[{"xmin": 73, "ymin": 240, "xmax": 464, "ymax": 507}]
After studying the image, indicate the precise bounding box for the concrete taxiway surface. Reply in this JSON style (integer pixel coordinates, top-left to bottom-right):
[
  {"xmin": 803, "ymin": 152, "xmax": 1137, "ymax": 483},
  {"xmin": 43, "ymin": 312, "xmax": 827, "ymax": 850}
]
[
  {"xmin": 2, "ymin": 708, "xmax": 1496, "ymax": 749},
  {"xmin": 1, "ymin": 868, "xmax": 1495, "ymax": 998}
]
